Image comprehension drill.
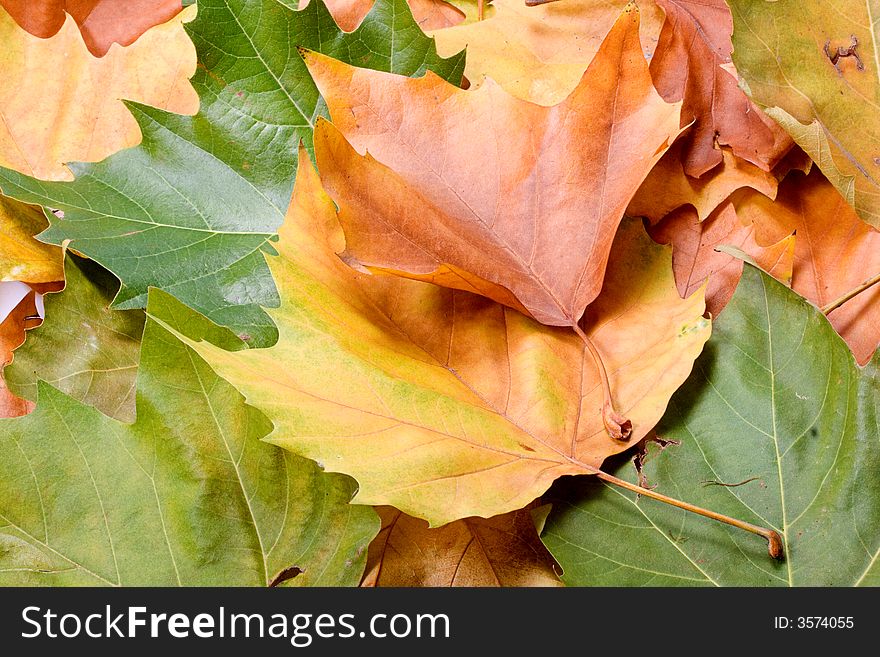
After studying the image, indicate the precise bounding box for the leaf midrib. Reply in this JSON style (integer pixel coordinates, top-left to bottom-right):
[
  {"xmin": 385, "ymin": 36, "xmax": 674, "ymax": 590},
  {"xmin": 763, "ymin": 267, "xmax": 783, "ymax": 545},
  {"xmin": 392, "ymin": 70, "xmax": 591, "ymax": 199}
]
[
  {"xmin": 761, "ymin": 273, "xmax": 794, "ymax": 587},
  {"xmin": 225, "ymin": 0, "xmax": 316, "ymax": 132}
]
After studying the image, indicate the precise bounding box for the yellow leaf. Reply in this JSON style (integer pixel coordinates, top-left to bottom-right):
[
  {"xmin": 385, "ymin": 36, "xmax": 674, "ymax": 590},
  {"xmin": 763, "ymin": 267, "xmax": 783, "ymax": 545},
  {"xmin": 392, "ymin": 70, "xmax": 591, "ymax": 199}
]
[
  {"xmin": 0, "ymin": 195, "xmax": 62, "ymax": 283},
  {"xmin": 181, "ymin": 152, "xmax": 710, "ymax": 525},
  {"xmin": 0, "ymin": 3, "xmax": 198, "ymax": 181},
  {"xmin": 729, "ymin": 0, "xmax": 880, "ymax": 227},
  {"xmin": 430, "ymin": 0, "xmax": 663, "ymax": 105}
]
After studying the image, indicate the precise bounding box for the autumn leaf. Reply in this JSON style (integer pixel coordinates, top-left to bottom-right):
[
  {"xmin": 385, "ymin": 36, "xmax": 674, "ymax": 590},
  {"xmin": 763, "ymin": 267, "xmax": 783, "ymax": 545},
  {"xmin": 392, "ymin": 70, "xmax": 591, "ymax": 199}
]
[
  {"xmin": 542, "ymin": 265, "xmax": 880, "ymax": 586},
  {"xmin": 649, "ymin": 168, "xmax": 880, "ymax": 363},
  {"xmin": 734, "ymin": 169, "xmax": 880, "ymax": 365},
  {"xmin": 649, "ymin": 0, "xmax": 791, "ymax": 177},
  {"xmin": 0, "ymin": 0, "xmax": 464, "ymax": 346},
  {"xmin": 0, "ymin": 0, "xmax": 184, "ymax": 56},
  {"xmin": 762, "ymin": 107, "xmax": 858, "ymax": 211},
  {"xmin": 2, "ymin": 0, "xmax": 873, "ymax": 591},
  {"xmin": 300, "ymin": 0, "xmax": 464, "ymax": 31},
  {"xmin": 0, "ymin": 195, "xmax": 62, "ymax": 284},
  {"xmin": 728, "ymin": 0, "xmax": 880, "ymax": 227},
  {"xmin": 308, "ymin": 5, "xmax": 681, "ymax": 327},
  {"xmin": 429, "ymin": 0, "xmax": 663, "ymax": 105},
  {"xmin": 0, "ymin": 193, "xmax": 63, "ymax": 418},
  {"xmin": 0, "ymin": 3, "xmax": 198, "ymax": 181},
  {"xmin": 648, "ymin": 202, "xmax": 794, "ymax": 317},
  {"xmin": 628, "ymin": 142, "xmax": 779, "ymax": 224},
  {"xmin": 177, "ymin": 150, "xmax": 709, "ymax": 526},
  {"xmin": 6, "ymin": 254, "xmax": 144, "ymax": 422},
  {"xmin": 0, "ymin": 290, "xmax": 40, "ymax": 418},
  {"xmin": 362, "ymin": 506, "xmax": 561, "ymax": 586},
  {"xmin": 404, "ymin": 0, "xmax": 465, "ymax": 28},
  {"xmin": 0, "ymin": 300, "xmax": 378, "ymax": 586}
]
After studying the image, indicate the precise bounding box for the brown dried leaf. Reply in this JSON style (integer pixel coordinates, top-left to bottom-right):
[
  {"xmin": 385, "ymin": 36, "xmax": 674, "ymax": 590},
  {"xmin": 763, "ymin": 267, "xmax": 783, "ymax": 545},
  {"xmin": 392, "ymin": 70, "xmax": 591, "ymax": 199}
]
[
  {"xmin": 0, "ymin": 291, "xmax": 40, "ymax": 418},
  {"xmin": 649, "ymin": 0, "xmax": 791, "ymax": 176},
  {"xmin": 629, "ymin": 143, "xmax": 778, "ymax": 224},
  {"xmin": 183, "ymin": 152, "xmax": 710, "ymax": 525},
  {"xmin": 307, "ymin": 5, "xmax": 681, "ymax": 326},
  {"xmin": 361, "ymin": 506, "xmax": 562, "ymax": 587},
  {"xmin": 649, "ymin": 202, "xmax": 794, "ymax": 317},
  {"xmin": 735, "ymin": 170, "xmax": 880, "ymax": 365}
]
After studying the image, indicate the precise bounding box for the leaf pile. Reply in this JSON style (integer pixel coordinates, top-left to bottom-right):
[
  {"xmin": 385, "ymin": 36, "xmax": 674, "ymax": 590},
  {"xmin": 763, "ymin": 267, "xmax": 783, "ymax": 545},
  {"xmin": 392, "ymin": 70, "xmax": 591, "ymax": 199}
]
[{"xmin": 0, "ymin": 0, "xmax": 878, "ymax": 586}]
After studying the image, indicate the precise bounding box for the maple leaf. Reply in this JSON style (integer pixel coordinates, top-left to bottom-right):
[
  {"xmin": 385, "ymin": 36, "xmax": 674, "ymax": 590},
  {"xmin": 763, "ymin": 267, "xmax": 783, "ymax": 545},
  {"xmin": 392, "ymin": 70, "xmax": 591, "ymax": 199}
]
[
  {"xmin": 300, "ymin": 0, "xmax": 464, "ymax": 31},
  {"xmin": 650, "ymin": 168, "xmax": 880, "ymax": 364},
  {"xmin": 0, "ymin": 0, "xmax": 184, "ymax": 56},
  {"xmin": 307, "ymin": 5, "xmax": 680, "ymax": 328},
  {"xmin": 7, "ymin": 254, "xmax": 144, "ymax": 422},
  {"xmin": 628, "ymin": 143, "xmax": 779, "ymax": 224},
  {"xmin": 429, "ymin": 0, "xmax": 664, "ymax": 105},
  {"xmin": 362, "ymin": 506, "xmax": 562, "ymax": 586},
  {"xmin": 734, "ymin": 169, "xmax": 880, "ymax": 365},
  {"xmin": 649, "ymin": 0, "xmax": 791, "ymax": 177},
  {"xmin": 649, "ymin": 202, "xmax": 794, "ymax": 317},
  {"xmin": 0, "ymin": 195, "xmax": 62, "ymax": 284},
  {"xmin": 0, "ymin": 3, "xmax": 198, "ymax": 181},
  {"xmin": 0, "ymin": 302, "xmax": 378, "ymax": 586},
  {"xmin": 728, "ymin": 0, "xmax": 880, "ymax": 227},
  {"xmin": 0, "ymin": 0, "xmax": 464, "ymax": 346},
  {"xmin": 178, "ymin": 150, "xmax": 710, "ymax": 526},
  {"xmin": 308, "ymin": 5, "xmax": 683, "ymax": 436},
  {"xmin": 542, "ymin": 265, "xmax": 880, "ymax": 586}
]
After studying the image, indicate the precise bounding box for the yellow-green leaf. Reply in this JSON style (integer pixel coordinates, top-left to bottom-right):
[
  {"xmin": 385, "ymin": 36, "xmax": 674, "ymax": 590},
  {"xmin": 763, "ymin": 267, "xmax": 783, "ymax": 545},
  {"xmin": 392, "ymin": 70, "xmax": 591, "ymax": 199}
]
[
  {"xmin": 729, "ymin": 0, "xmax": 880, "ymax": 226},
  {"xmin": 178, "ymin": 153, "xmax": 710, "ymax": 526}
]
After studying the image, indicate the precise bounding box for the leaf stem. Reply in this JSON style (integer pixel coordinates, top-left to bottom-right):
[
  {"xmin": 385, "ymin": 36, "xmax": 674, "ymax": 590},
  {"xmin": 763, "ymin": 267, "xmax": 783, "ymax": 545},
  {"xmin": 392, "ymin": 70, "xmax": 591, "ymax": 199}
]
[
  {"xmin": 572, "ymin": 323, "xmax": 632, "ymax": 441},
  {"xmin": 595, "ymin": 470, "xmax": 785, "ymax": 560},
  {"xmin": 820, "ymin": 271, "xmax": 880, "ymax": 314}
]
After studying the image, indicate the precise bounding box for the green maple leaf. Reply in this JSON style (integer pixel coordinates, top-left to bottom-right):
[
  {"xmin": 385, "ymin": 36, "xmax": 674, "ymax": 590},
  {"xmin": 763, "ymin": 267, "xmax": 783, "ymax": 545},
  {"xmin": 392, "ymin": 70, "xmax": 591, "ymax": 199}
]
[
  {"xmin": 541, "ymin": 266, "xmax": 880, "ymax": 586},
  {"xmin": 0, "ymin": 0, "xmax": 464, "ymax": 347},
  {"xmin": 0, "ymin": 289, "xmax": 378, "ymax": 586}
]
